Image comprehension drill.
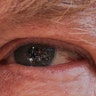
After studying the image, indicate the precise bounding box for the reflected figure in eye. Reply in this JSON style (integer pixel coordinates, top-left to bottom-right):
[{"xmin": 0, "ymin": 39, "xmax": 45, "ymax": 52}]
[{"xmin": 0, "ymin": 0, "xmax": 96, "ymax": 96}]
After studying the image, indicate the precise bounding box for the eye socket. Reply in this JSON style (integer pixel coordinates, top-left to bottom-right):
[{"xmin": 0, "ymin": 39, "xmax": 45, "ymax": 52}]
[{"xmin": 0, "ymin": 38, "xmax": 93, "ymax": 67}]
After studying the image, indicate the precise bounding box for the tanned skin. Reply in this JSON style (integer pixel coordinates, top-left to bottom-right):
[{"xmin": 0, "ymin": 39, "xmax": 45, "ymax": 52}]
[{"xmin": 0, "ymin": 0, "xmax": 96, "ymax": 96}]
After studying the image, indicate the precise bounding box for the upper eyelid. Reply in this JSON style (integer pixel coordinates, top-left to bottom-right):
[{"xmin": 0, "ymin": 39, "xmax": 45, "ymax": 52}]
[{"xmin": 0, "ymin": 38, "xmax": 80, "ymax": 60}]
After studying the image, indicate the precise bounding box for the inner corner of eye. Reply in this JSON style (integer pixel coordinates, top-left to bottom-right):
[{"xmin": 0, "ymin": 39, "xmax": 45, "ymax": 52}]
[{"xmin": 0, "ymin": 58, "xmax": 8, "ymax": 65}]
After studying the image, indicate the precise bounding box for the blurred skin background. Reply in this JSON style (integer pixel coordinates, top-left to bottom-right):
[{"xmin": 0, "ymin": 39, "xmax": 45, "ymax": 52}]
[{"xmin": 0, "ymin": 0, "xmax": 96, "ymax": 96}]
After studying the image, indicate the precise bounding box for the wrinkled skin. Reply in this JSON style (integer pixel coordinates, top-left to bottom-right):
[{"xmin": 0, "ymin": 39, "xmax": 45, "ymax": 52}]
[{"xmin": 0, "ymin": 1, "xmax": 96, "ymax": 96}]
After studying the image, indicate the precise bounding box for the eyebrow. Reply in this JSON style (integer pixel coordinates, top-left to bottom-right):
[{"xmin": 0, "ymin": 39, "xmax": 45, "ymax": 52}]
[{"xmin": 0, "ymin": 0, "xmax": 93, "ymax": 25}]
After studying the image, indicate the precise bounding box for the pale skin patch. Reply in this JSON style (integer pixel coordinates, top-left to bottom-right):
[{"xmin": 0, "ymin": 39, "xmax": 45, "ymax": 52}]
[{"xmin": 0, "ymin": 0, "xmax": 96, "ymax": 96}]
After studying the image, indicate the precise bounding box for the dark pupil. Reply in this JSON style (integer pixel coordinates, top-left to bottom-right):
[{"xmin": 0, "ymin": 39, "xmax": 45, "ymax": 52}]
[{"xmin": 14, "ymin": 43, "xmax": 55, "ymax": 66}]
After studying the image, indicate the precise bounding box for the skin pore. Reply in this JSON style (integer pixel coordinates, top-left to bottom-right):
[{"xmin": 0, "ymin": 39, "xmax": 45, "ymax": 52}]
[{"xmin": 0, "ymin": 0, "xmax": 96, "ymax": 96}]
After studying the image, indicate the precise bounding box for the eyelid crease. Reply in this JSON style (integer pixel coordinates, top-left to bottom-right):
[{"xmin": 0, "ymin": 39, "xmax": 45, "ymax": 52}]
[{"xmin": 0, "ymin": 38, "xmax": 94, "ymax": 66}]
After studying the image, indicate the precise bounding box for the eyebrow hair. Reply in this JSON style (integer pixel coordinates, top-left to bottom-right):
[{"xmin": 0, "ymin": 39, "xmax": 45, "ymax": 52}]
[{"xmin": 0, "ymin": 0, "xmax": 95, "ymax": 23}]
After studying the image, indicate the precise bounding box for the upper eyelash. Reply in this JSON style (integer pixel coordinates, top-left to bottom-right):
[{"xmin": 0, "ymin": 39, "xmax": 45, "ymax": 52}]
[{"xmin": 0, "ymin": 37, "xmax": 94, "ymax": 65}]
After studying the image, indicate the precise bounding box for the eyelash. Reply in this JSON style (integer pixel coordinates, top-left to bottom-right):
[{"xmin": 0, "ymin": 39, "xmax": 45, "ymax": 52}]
[{"xmin": 0, "ymin": 38, "xmax": 94, "ymax": 65}]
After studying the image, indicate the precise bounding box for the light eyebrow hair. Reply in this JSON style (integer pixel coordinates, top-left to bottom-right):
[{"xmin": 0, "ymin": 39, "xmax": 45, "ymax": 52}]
[{"xmin": 0, "ymin": 0, "xmax": 96, "ymax": 23}]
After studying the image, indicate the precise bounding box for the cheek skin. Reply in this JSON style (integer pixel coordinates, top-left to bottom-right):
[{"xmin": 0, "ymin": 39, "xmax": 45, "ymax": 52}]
[{"xmin": 0, "ymin": 62, "xmax": 96, "ymax": 96}]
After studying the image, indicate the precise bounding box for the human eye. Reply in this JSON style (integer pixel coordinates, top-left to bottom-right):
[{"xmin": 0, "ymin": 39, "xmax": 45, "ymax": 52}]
[{"xmin": 0, "ymin": 38, "xmax": 94, "ymax": 68}]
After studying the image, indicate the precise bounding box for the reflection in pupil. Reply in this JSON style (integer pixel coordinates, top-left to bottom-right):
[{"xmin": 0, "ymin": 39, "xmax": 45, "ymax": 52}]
[{"xmin": 14, "ymin": 44, "xmax": 55, "ymax": 66}]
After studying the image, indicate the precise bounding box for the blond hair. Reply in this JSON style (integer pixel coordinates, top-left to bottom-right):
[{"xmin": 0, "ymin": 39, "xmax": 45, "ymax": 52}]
[{"xmin": 0, "ymin": 0, "xmax": 96, "ymax": 22}]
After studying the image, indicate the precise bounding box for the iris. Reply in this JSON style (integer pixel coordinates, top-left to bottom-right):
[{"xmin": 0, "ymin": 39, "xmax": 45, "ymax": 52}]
[{"xmin": 14, "ymin": 43, "xmax": 55, "ymax": 66}]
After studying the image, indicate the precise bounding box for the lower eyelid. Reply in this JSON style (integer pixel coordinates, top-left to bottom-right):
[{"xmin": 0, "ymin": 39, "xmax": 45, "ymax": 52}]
[
  {"xmin": 3, "ymin": 60, "xmax": 88, "ymax": 76},
  {"xmin": 0, "ymin": 62, "xmax": 87, "ymax": 84}
]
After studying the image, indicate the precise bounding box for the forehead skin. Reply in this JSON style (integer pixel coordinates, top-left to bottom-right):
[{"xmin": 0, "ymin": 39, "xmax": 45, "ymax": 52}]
[{"xmin": 0, "ymin": 0, "xmax": 96, "ymax": 96}]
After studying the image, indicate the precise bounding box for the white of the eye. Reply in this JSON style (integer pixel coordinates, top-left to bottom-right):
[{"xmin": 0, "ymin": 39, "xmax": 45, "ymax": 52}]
[{"xmin": 52, "ymin": 49, "xmax": 80, "ymax": 65}]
